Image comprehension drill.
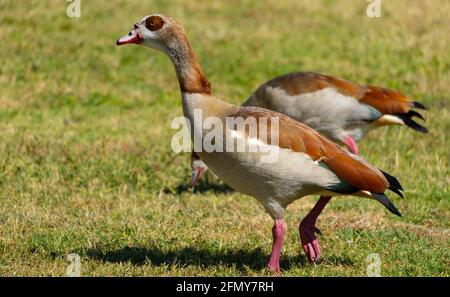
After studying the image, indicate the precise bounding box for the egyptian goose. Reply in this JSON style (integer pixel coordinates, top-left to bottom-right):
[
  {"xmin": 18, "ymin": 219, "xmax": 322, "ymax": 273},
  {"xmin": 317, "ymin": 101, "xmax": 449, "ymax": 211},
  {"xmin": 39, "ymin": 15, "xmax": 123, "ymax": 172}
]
[
  {"xmin": 191, "ymin": 74, "xmax": 427, "ymax": 188},
  {"xmin": 117, "ymin": 14, "xmax": 404, "ymax": 272}
]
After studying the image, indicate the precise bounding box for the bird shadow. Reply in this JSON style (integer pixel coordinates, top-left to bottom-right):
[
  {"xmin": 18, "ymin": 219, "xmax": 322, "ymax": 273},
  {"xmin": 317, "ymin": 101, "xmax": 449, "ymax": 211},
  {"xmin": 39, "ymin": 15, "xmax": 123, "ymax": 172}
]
[
  {"xmin": 84, "ymin": 245, "xmax": 314, "ymax": 271},
  {"xmin": 165, "ymin": 181, "xmax": 234, "ymax": 195}
]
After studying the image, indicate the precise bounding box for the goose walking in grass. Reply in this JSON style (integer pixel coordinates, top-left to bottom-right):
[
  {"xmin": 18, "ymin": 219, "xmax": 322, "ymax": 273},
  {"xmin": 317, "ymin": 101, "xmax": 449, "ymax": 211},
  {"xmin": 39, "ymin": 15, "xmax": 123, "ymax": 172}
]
[{"xmin": 117, "ymin": 14, "xmax": 405, "ymax": 273}]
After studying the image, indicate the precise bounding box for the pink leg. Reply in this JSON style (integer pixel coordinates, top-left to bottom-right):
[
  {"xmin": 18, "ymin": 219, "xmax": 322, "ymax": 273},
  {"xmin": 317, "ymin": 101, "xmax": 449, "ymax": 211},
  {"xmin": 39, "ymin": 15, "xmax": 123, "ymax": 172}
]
[
  {"xmin": 191, "ymin": 152, "xmax": 207, "ymax": 188},
  {"xmin": 267, "ymin": 219, "xmax": 286, "ymax": 273},
  {"xmin": 343, "ymin": 135, "xmax": 359, "ymax": 155},
  {"xmin": 299, "ymin": 196, "xmax": 332, "ymax": 264},
  {"xmin": 191, "ymin": 167, "xmax": 205, "ymax": 188}
]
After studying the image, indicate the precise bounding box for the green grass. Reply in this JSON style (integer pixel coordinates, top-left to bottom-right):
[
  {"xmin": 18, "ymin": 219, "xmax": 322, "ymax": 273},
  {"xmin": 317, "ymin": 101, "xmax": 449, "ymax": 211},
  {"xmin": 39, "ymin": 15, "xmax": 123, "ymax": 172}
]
[{"xmin": 0, "ymin": 0, "xmax": 449, "ymax": 276}]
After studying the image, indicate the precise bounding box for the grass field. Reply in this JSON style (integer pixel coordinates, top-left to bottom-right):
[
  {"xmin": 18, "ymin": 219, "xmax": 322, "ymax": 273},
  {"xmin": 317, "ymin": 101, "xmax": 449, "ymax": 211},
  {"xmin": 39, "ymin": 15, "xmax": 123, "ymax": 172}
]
[{"xmin": 0, "ymin": 0, "xmax": 449, "ymax": 276}]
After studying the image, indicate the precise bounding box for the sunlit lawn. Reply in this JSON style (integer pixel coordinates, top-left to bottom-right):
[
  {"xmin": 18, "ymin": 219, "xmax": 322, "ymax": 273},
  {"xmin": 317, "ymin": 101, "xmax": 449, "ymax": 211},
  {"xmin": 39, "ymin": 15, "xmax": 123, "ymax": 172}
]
[{"xmin": 0, "ymin": 0, "xmax": 448, "ymax": 276}]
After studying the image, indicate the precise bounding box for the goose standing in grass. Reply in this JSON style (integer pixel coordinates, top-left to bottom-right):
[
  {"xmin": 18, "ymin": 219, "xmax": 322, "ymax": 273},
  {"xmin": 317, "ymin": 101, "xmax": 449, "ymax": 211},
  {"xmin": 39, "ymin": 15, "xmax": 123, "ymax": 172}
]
[{"xmin": 117, "ymin": 14, "xmax": 404, "ymax": 272}]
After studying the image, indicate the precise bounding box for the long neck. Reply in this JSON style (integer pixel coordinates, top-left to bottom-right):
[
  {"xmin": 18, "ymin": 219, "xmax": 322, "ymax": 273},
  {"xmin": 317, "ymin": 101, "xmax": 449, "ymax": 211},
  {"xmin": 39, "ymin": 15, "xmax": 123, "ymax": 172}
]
[{"xmin": 166, "ymin": 35, "xmax": 211, "ymax": 95}]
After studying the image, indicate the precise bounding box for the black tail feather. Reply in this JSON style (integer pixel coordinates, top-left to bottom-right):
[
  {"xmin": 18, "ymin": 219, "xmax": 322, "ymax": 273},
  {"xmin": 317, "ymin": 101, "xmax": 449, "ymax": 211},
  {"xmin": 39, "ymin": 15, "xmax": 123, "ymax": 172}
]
[
  {"xmin": 395, "ymin": 114, "xmax": 429, "ymax": 134},
  {"xmin": 380, "ymin": 169, "xmax": 404, "ymax": 199},
  {"xmin": 406, "ymin": 110, "xmax": 425, "ymax": 121},
  {"xmin": 371, "ymin": 193, "xmax": 402, "ymax": 217},
  {"xmin": 380, "ymin": 170, "xmax": 404, "ymax": 191},
  {"xmin": 411, "ymin": 101, "xmax": 427, "ymax": 110},
  {"xmin": 389, "ymin": 187, "xmax": 404, "ymax": 199}
]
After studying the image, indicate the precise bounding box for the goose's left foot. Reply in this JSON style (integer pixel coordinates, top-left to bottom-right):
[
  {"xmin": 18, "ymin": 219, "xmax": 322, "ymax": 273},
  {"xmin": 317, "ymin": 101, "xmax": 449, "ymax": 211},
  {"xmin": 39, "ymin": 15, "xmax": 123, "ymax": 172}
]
[
  {"xmin": 299, "ymin": 195, "xmax": 332, "ymax": 264},
  {"xmin": 299, "ymin": 220, "xmax": 322, "ymax": 264}
]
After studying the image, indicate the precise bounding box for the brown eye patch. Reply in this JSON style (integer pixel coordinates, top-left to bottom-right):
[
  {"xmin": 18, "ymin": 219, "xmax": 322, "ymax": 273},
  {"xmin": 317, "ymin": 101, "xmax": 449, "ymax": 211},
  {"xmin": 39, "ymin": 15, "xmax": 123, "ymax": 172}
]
[{"xmin": 145, "ymin": 15, "xmax": 164, "ymax": 31}]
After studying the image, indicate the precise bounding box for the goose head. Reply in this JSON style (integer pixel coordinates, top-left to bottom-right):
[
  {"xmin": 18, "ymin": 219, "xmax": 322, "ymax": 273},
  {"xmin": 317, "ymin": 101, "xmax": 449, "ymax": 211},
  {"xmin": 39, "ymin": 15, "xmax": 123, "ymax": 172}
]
[
  {"xmin": 116, "ymin": 14, "xmax": 184, "ymax": 53},
  {"xmin": 116, "ymin": 14, "xmax": 210, "ymax": 95}
]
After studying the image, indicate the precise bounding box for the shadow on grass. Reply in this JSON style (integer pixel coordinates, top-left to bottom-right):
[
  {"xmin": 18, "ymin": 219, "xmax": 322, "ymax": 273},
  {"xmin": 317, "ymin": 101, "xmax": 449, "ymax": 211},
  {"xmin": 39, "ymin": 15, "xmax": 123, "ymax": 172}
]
[
  {"xmin": 165, "ymin": 181, "xmax": 234, "ymax": 195},
  {"xmin": 84, "ymin": 245, "xmax": 318, "ymax": 271},
  {"xmin": 321, "ymin": 254, "xmax": 355, "ymax": 267}
]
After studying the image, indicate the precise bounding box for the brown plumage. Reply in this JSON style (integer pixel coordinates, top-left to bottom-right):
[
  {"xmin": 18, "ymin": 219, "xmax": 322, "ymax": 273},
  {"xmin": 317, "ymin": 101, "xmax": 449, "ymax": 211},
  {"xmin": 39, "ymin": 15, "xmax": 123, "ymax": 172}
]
[
  {"xmin": 229, "ymin": 107, "xmax": 389, "ymax": 194},
  {"xmin": 263, "ymin": 72, "xmax": 422, "ymax": 116},
  {"xmin": 360, "ymin": 86, "xmax": 410, "ymax": 115},
  {"xmin": 258, "ymin": 72, "xmax": 428, "ymax": 133}
]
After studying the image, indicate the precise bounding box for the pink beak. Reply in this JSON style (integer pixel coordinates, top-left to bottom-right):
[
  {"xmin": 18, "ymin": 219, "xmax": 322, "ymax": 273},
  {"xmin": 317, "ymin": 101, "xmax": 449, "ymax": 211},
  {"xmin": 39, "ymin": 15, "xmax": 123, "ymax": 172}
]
[
  {"xmin": 191, "ymin": 167, "xmax": 206, "ymax": 188},
  {"xmin": 116, "ymin": 29, "xmax": 143, "ymax": 46}
]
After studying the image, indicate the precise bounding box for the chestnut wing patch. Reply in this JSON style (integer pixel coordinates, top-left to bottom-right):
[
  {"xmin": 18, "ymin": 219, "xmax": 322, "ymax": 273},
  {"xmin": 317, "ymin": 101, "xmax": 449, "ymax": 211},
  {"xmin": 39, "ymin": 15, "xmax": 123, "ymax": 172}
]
[
  {"xmin": 263, "ymin": 72, "xmax": 366, "ymax": 98},
  {"xmin": 359, "ymin": 86, "xmax": 410, "ymax": 115},
  {"xmin": 228, "ymin": 106, "xmax": 389, "ymax": 193},
  {"xmin": 262, "ymin": 72, "xmax": 414, "ymax": 115}
]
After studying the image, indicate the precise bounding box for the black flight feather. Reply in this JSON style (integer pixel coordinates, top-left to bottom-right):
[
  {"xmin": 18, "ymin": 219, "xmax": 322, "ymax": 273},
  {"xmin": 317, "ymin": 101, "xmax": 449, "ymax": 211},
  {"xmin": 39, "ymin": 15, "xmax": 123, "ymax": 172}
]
[{"xmin": 371, "ymin": 193, "xmax": 402, "ymax": 217}]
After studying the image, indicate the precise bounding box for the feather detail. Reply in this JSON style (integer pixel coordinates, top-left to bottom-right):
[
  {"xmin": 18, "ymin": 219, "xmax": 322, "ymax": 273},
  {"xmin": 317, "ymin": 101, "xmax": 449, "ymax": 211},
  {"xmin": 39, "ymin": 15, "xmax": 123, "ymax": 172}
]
[{"xmin": 227, "ymin": 106, "xmax": 391, "ymax": 194}]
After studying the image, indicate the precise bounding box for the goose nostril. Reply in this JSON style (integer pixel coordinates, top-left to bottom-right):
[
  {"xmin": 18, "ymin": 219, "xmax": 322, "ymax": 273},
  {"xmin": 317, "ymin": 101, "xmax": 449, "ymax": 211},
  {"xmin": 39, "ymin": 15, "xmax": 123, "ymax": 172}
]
[{"xmin": 128, "ymin": 32, "xmax": 132, "ymax": 36}]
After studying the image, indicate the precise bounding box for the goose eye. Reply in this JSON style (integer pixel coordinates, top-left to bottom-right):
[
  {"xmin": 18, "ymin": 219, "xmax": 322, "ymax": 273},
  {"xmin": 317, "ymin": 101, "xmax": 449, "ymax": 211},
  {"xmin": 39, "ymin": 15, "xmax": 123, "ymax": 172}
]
[{"xmin": 145, "ymin": 15, "xmax": 164, "ymax": 31}]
